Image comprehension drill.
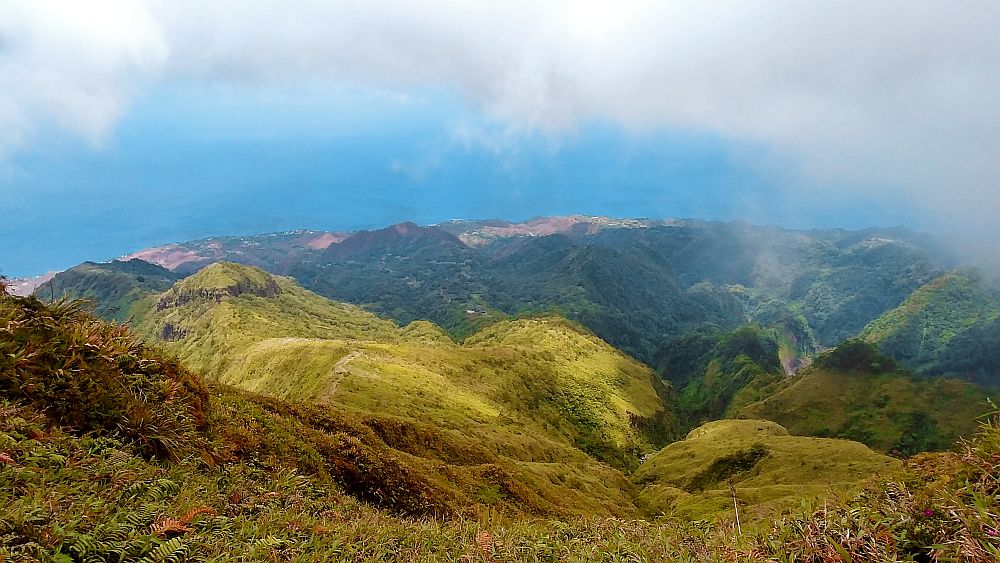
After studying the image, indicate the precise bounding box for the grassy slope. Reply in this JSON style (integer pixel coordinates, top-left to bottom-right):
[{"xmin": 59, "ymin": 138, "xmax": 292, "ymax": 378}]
[
  {"xmin": 133, "ymin": 263, "xmax": 675, "ymax": 472},
  {"xmin": 633, "ymin": 419, "xmax": 899, "ymax": 521},
  {"xmin": 0, "ymin": 396, "xmax": 644, "ymax": 561},
  {"xmin": 6, "ymin": 394, "xmax": 999, "ymax": 561},
  {"xmin": 735, "ymin": 363, "xmax": 986, "ymax": 455},
  {"xmin": 0, "ymin": 291, "xmax": 636, "ymax": 526},
  {"xmin": 862, "ymin": 270, "xmax": 1000, "ymax": 383},
  {"xmin": 6, "ymin": 279, "xmax": 1000, "ymax": 561}
]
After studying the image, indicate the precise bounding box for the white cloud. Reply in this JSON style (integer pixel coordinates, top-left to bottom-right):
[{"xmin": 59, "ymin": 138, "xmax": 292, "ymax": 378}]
[
  {"xmin": 0, "ymin": 0, "xmax": 167, "ymax": 155},
  {"xmin": 1, "ymin": 0, "xmax": 998, "ymax": 231}
]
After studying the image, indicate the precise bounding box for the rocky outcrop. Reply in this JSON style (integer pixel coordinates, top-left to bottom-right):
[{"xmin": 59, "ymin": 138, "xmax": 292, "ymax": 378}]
[
  {"xmin": 160, "ymin": 322, "xmax": 189, "ymax": 341},
  {"xmin": 156, "ymin": 276, "xmax": 281, "ymax": 311}
]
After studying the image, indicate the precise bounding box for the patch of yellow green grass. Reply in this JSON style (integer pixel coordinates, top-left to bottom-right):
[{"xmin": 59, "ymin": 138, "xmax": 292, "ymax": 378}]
[
  {"xmin": 735, "ymin": 365, "xmax": 986, "ymax": 454},
  {"xmin": 400, "ymin": 319, "xmax": 455, "ymax": 343},
  {"xmin": 133, "ymin": 267, "xmax": 401, "ymax": 376},
  {"xmin": 219, "ymin": 337, "xmax": 354, "ymax": 401},
  {"xmin": 6, "ymin": 387, "xmax": 999, "ymax": 561},
  {"xmin": 633, "ymin": 419, "xmax": 899, "ymax": 521},
  {"xmin": 330, "ymin": 342, "xmax": 503, "ymax": 423},
  {"xmin": 168, "ymin": 261, "xmax": 277, "ymax": 294},
  {"xmin": 134, "ymin": 263, "xmax": 675, "ymax": 473},
  {"xmin": 466, "ymin": 317, "xmax": 671, "ymax": 450}
]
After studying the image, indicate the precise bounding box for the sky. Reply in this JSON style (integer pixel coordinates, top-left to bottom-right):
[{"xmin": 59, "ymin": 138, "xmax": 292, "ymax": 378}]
[{"xmin": 1, "ymin": 1, "xmax": 998, "ymax": 276}]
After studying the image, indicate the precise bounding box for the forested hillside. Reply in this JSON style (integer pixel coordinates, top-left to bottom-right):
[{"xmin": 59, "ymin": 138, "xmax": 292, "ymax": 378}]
[
  {"xmin": 736, "ymin": 340, "xmax": 988, "ymax": 455},
  {"xmin": 41, "ymin": 259, "xmax": 182, "ymax": 321},
  {"xmin": 41, "ymin": 218, "xmax": 951, "ymax": 369},
  {"xmin": 286, "ymin": 218, "xmax": 943, "ymax": 363},
  {"xmin": 653, "ymin": 324, "xmax": 785, "ymax": 429},
  {"xmin": 863, "ymin": 270, "xmax": 1000, "ymax": 386}
]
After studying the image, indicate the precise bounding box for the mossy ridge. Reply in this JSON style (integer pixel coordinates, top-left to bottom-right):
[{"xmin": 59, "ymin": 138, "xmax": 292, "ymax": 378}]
[
  {"xmin": 464, "ymin": 317, "xmax": 672, "ymax": 453},
  {"xmin": 400, "ymin": 319, "xmax": 454, "ymax": 343},
  {"xmin": 862, "ymin": 270, "xmax": 1000, "ymax": 384},
  {"xmin": 734, "ymin": 342, "xmax": 987, "ymax": 455},
  {"xmin": 633, "ymin": 419, "xmax": 899, "ymax": 521},
  {"xmin": 165, "ymin": 261, "xmax": 278, "ymax": 296},
  {"xmin": 6, "ymin": 288, "xmax": 1000, "ymax": 561},
  {"xmin": 198, "ymin": 320, "xmax": 669, "ymax": 470},
  {"xmin": 217, "ymin": 337, "xmax": 355, "ymax": 401},
  {"xmin": 135, "ymin": 264, "xmax": 675, "ymax": 470},
  {"xmin": 133, "ymin": 270, "xmax": 401, "ymax": 377}
]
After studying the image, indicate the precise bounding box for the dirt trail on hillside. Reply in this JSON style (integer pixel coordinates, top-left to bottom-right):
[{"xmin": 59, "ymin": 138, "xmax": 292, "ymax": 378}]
[
  {"xmin": 320, "ymin": 350, "xmax": 366, "ymax": 402},
  {"xmin": 334, "ymin": 350, "xmax": 363, "ymax": 374}
]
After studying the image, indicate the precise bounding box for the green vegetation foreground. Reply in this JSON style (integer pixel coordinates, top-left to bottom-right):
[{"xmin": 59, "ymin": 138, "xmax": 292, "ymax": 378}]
[{"xmin": 2, "ymin": 286, "xmax": 1000, "ymax": 561}]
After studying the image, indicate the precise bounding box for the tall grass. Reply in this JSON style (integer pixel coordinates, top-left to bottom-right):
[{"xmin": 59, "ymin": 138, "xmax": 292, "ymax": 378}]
[{"xmin": 0, "ymin": 291, "xmax": 207, "ymax": 461}]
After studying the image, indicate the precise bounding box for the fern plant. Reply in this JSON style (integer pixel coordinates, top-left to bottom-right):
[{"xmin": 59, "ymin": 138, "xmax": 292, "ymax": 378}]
[{"xmin": 0, "ymin": 293, "xmax": 207, "ymax": 460}]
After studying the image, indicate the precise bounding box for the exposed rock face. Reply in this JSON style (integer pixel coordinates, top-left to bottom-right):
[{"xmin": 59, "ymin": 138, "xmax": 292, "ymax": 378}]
[
  {"xmin": 160, "ymin": 322, "xmax": 189, "ymax": 341},
  {"xmin": 156, "ymin": 274, "xmax": 282, "ymax": 310}
]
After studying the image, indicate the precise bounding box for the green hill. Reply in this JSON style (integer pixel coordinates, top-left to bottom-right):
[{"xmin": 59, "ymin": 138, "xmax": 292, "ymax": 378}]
[
  {"xmin": 789, "ymin": 235, "xmax": 939, "ymax": 345},
  {"xmin": 481, "ymin": 236, "xmax": 747, "ymax": 361},
  {"xmin": 862, "ymin": 270, "xmax": 1000, "ymax": 386},
  {"xmin": 45, "ymin": 219, "xmax": 949, "ymax": 371},
  {"xmin": 0, "ymin": 283, "xmax": 641, "ymax": 526},
  {"xmin": 133, "ymin": 262, "xmax": 676, "ymax": 470},
  {"xmin": 289, "ymin": 222, "xmax": 500, "ymax": 341},
  {"xmin": 132, "ymin": 262, "xmax": 401, "ymax": 376},
  {"xmin": 34, "ymin": 259, "xmax": 182, "ymax": 321},
  {"xmin": 653, "ymin": 325, "xmax": 786, "ymax": 430},
  {"xmin": 735, "ymin": 340, "xmax": 988, "ymax": 455},
  {"xmin": 5, "ymin": 264, "xmax": 1000, "ymax": 561},
  {"xmin": 633, "ymin": 419, "xmax": 899, "ymax": 520}
]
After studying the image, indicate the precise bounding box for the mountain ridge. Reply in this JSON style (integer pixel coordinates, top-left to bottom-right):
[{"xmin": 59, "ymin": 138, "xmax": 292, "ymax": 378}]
[
  {"xmin": 132, "ymin": 263, "xmax": 676, "ymax": 470},
  {"xmin": 6, "ymin": 246, "xmax": 1000, "ymax": 560},
  {"xmin": 35, "ymin": 215, "xmax": 987, "ymax": 386},
  {"xmin": 862, "ymin": 269, "xmax": 1000, "ymax": 386},
  {"xmin": 321, "ymin": 221, "xmax": 469, "ymax": 262}
]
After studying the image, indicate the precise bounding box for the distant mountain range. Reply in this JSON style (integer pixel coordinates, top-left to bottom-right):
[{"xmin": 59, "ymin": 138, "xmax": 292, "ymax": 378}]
[
  {"xmin": 5, "ymin": 220, "xmax": 1000, "ymax": 558},
  {"xmin": 6, "ymin": 271, "xmax": 56, "ymax": 297},
  {"xmin": 30, "ymin": 215, "xmax": 999, "ymax": 444},
  {"xmin": 120, "ymin": 229, "xmax": 348, "ymax": 274},
  {"xmin": 35, "ymin": 215, "xmax": 992, "ymax": 382},
  {"xmin": 2, "ymin": 278, "xmax": 908, "ymax": 527}
]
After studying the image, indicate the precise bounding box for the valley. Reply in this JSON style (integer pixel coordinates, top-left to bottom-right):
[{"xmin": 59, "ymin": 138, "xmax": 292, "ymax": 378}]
[{"xmin": 5, "ymin": 215, "xmax": 1000, "ymax": 561}]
